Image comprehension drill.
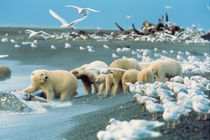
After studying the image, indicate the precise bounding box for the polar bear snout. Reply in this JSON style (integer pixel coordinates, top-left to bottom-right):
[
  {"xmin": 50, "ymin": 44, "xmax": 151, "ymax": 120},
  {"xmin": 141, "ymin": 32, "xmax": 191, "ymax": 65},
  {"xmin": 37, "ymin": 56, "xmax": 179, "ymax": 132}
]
[{"xmin": 44, "ymin": 76, "xmax": 48, "ymax": 82}]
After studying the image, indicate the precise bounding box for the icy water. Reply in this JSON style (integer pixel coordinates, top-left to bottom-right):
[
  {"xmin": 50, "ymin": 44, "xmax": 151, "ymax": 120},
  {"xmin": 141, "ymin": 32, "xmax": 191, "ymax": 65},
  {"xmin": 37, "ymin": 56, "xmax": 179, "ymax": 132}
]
[{"xmin": 0, "ymin": 27, "xmax": 209, "ymax": 140}]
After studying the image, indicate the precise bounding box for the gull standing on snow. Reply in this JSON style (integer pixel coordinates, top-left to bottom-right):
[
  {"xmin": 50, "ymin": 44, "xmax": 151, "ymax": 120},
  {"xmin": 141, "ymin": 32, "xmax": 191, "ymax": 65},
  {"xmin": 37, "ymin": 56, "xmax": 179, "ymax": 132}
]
[
  {"xmin": 162, "ymin": 108, "xmax": 179, "ymax": 129},
  {"xmin": 145, "ymin": 100, "xmax": 164, "ymax": 120},
  {"xmin": 65, "ymin": 5, "xmax": 100, "ymax": 16},
  {"xmin": 49, "ymin": 9, "xmax": 87, "ymax": 28}
]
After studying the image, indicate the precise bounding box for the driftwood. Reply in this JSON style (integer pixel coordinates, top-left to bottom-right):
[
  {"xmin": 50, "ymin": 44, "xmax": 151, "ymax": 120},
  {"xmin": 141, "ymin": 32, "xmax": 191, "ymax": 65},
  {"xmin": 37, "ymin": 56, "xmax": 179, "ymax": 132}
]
[
  {"xmin": 201, "ymin": 33, "xmax": 210, "ymax": 41},
  {"xmin": 166, "ymin": 13, "xmax": 169, "ymax": 22},
  {"xmin": 115, "ymin": 22, "xmax": 131, "ymax": 34},
  {"xmin": 142, "ymin": 21, "xmax": 154, "ymax": 29},
  {"xmin": 78, "ymin": 30, "xmax": 86, "ymax": 35},
  {"xmin": 132, "ymin": 24, "xmax": 145, "ymax": 35},
  {"xmin": 114, "ymin": 13, "xmax": 185, "ymax": 36}
]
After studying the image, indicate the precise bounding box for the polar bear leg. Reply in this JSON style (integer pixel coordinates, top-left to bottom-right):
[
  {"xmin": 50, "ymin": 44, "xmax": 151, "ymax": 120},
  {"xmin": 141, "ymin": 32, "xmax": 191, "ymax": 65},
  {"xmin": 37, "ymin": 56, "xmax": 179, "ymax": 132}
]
[
  {"xmin": 156, "ymin": 71, "xmax": 166, "ymax": 82},
  {"xmin": 23, "ymin": 85, "xmax": 39, "ymax": 93},
  {"xmin": 98, "ymin": 83, "xmax": 105, "ymax": 95},
  {"xmin": 81, "ymin": 80, "xmax": 91, "ymax": 95},
  {"xmin": 105, "ymin": 75, "xmax": 112, "ymax": 96},
  {"xmin": 44, "ymin": 88, "xmax": 55, "ymax": 101},
  {"xmin": 92, "ymin": 83, "xmax": 98, "ymax": 94},
  {"xmin": 122, "ymin": 83, "xmax": 129, "ymax": 94},
  {"xmin": 60, "ymin": 91, "xmax": 70, "ymax": 101},
  {"xmin": 112, "ymin": 80, "xmax": 120, "ymax": 95}
]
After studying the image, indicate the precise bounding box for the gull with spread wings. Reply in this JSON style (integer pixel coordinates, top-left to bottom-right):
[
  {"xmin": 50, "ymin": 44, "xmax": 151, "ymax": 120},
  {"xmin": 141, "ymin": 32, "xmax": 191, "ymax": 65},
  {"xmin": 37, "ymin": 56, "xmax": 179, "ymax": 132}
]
[
  {"xmin": 85, "ymin": 67, "xmax": 128, "ymax": 74},
  {"xmin": 25, "ymin": 29, "xmax": 51, "ymax": 39},
  {"xmin": 49, "ymin": 9, "xmax": 87, "ymax": 28},
  {"xmin": 65, "ymin": 5, "xmax": 100, "ymax": 16}
]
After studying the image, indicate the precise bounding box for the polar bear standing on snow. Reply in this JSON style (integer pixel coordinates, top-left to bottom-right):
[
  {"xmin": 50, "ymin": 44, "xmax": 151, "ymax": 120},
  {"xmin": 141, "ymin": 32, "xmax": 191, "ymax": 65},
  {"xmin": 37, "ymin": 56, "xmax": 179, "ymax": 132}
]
[{"xmin": 24, "ymin": 69, "xmax": 78, "ymax": 101}]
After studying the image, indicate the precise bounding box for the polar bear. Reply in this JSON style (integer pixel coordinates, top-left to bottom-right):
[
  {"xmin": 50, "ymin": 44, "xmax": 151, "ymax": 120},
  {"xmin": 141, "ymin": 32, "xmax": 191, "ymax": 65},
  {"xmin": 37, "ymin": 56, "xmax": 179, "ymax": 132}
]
[
  {"xmin": 0, "ymin": 65, "xmax": 11, "ymax": 81},
  {"xmin": 95, "ymin": 74, "xmax": 107, "ymax": 95},
  {"xmin": 137, "ymin": 69, "xmax": 155, "ymax": 83},
  {"xmin": 147, "ymin": 58, "xmax": 182, "ymax": 82},
  {"xmin": 121, "ymin": 69, "xmax": 139, "ymax": 93},
  {"xmin": 71, "ymin": 60, "xmax": 108, "ymax": 95},
  {"xmin": 139, "ymin": 62, "xmax": 152, "ymax": 69},
  {"xmin": 106, "ymin": 58, "xmax": 141, "ymax": 95},
  {"xmin": 72, "ymin": 70, "xmax": 98, "ymax": 95},
  {"xmin": 24, "ymin": 69, "xmax": 78, "ymax": 101}
]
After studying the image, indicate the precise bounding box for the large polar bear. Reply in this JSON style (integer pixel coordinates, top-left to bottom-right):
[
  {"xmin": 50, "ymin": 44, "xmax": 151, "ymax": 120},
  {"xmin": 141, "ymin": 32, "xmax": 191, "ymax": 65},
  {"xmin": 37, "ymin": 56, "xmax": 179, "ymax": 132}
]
[
  {"xmin": 71, "ymin": 60, "xmax": 108, "ymax": 95},
  {"xmin": 24, "ymin": 69, "xmax": 78, "ymax": 101},
  {"xmin": 121, "ymin": 69, "xmax": 139, "ymax": 93},
  {"xmin": 0, "ymin": 65, "xmax": 11, "ymax": 81},
  {"xmin": 106, "ymin": 58, "xmax": 141, "ymax": 95},
  {"xmin": 145, "ymin": 58, "xmax": 182, "ymax": 82}
]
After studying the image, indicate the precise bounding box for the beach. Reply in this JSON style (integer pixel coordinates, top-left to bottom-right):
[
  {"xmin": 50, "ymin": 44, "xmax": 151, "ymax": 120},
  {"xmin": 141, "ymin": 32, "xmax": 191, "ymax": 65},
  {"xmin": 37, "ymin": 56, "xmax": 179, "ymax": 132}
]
[{"xmin": 0, "ymin": 27, "xmax": 209, "ymax": 140}]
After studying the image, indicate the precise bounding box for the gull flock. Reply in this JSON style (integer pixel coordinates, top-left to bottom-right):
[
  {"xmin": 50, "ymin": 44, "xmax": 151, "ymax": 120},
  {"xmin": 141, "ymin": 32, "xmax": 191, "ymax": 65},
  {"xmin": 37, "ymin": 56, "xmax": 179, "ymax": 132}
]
[
  {"xmin": 1, "ymin": 24, "xmax": 209, "ymax": 51},
  {"xmin": 0, "ymin": 25, "xmax": 208, "ymax": 51},
  {"xmin": 97, "ymin": 51, "xmax": 209, "ymax": 140}
]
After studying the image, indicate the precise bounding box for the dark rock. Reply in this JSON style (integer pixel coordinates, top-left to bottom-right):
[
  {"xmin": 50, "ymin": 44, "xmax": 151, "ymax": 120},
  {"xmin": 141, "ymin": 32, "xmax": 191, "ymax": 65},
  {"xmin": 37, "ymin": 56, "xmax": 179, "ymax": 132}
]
[{"xmin": 0, "ymin": 65, "xmax": 11, "ymax": 81}]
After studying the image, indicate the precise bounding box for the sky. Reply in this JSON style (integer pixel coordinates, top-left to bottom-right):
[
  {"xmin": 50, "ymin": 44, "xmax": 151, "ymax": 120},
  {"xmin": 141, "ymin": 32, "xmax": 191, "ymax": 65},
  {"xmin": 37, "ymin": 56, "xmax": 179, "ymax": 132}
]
[{"xmin": 0, "ymin": 0, "xmax": 210, "ymax": 30}]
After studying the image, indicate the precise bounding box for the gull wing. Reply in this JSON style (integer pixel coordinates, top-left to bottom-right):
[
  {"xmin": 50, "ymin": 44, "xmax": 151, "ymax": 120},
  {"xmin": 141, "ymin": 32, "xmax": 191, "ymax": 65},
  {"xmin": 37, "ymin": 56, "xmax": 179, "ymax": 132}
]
[
  {"xmin": 38, "ymin": 31, "xmax": 51, "ymax": 36},
  {"xmin": 84, "ymin": 8, "xmax": 100, "ymax": 12},
  {"xmin": 69, "ymin": 16, "xmax": 87, "ymax": 26},
  {"xmin": 109, "ymin": 68, "xmax": 127, "ymax": 72},
  {"xmin": 65, "ymin": 5, "xmax": 81, "ymax": 11},
  {"xmin": 25, "ymin": 29, "xmax": 36, "ymax": 33},
  {"xmin": 49, "ymin": 9, "xmax": 68, "ymax": 25}
]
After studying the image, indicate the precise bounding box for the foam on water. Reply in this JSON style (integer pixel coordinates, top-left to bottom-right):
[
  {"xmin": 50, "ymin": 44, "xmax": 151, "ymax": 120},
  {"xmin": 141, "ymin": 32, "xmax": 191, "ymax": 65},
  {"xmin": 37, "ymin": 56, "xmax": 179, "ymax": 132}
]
[{"xmin": 0, "ymin": 90, "xmax": 73, "ymax": 114}]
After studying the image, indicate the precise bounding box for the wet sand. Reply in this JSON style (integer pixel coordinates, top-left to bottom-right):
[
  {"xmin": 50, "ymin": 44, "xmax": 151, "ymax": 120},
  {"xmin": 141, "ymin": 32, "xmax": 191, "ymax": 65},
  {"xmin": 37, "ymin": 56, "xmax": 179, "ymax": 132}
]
[
  {"xmin": 0, "ymin": 27, "xmax": 210, "ymax": 140},
  {"xmin": 64, "ymin": 93, "xmax": 210, "ymax": 140}
]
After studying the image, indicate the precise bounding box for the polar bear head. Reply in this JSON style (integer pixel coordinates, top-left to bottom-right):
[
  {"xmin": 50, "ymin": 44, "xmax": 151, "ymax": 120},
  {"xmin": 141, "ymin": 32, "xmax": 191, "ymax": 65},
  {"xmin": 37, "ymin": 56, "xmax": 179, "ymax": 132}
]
[
  {"xmin": 95, "ymin": 74, "xmax": 106, "ymax": 84},
  {"xmin": 137, "ymin": 69, "xmax": 154, "ymax": 83},
  {"xmin": 31, "ymin": 69, "xmax": 48, "ymax": 84},
  {"xmin": 71, "ymin": 69, "xmax": 81, "ymax": 78}
]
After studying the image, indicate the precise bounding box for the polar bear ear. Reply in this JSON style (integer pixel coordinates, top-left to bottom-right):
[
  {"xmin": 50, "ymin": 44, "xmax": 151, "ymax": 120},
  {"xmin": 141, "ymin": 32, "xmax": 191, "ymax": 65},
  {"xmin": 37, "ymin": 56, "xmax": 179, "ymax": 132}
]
[{"xmin": 72, "ymin": 70, "xmax": 78, "ymax": 75}]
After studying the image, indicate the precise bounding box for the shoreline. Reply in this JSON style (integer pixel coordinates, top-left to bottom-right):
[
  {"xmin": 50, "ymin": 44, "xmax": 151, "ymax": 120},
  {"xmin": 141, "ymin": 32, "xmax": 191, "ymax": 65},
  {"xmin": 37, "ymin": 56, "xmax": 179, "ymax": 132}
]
[{"xmin": 63, "ymin": 93, "xmax": 210, "ymax": 140}]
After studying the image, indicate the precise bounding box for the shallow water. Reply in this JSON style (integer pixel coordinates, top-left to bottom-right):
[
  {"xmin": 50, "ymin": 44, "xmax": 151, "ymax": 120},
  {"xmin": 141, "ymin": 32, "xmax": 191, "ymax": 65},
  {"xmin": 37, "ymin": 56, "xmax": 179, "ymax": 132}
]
[
  {"xmin": 0, "ymin": 104, "xmax": 99, "ymax": 140},
  {"xmin": 0, "ymin": 27, "xmax": 209, "ymax": 140}
]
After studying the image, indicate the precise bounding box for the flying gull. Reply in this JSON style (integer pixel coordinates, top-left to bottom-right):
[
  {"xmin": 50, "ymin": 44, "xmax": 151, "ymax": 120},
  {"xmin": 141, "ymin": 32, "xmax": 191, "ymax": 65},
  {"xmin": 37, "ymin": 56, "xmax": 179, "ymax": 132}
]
[
  {"xmin": 165, "ymin": 6, "xmax": 173, "ymax": 9},
  {"xmin": 65, "ymin": 5, "xmax": 100, "ymax": 16},
  {"xmin": 49, "ymin": 9, "xmax": 87, "ymax": 28},
  {"xmin": 25, "ymin": 30, "xmax": 51, "ymax": 39}
]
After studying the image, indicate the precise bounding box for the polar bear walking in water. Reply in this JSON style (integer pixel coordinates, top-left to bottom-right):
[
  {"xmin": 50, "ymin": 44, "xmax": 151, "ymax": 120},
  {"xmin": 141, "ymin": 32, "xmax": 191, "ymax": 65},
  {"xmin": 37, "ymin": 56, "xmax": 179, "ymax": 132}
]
[{"xmin": 24, "ymin": 69, "xmax": 78, "ymax": 101}]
